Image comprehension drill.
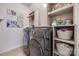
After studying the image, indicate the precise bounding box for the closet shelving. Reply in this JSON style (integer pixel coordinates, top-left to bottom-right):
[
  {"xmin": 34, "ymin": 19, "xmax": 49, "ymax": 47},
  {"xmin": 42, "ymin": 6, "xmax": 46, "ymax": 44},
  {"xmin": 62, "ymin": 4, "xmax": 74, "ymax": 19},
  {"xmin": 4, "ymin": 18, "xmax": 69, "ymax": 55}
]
[
  {"xmin": 53, "ymin": 26, "xmax": 75, "ymax": 56},
  {"xmin": 47, "ymin": 3, "xmax": 76, "ymax": 56},
  {"xmin": 55, "ymin": 37, "xmax": 74, "ymax": 45},
  {"xmin": 54, "ymin": 25, "xmax": 75, "ymax": 27},
  {"xmin": 48, "ymin": 4, "xmax": 73, "ymax": 16}
]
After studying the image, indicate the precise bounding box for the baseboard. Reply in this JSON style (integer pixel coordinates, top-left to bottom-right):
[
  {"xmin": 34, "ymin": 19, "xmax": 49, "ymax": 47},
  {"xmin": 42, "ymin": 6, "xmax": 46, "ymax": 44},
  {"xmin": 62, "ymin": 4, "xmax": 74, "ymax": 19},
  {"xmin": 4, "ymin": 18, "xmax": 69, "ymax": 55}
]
[{"xmin": 0, "ymin": 45, "xmax": 23, "ymax": 54}]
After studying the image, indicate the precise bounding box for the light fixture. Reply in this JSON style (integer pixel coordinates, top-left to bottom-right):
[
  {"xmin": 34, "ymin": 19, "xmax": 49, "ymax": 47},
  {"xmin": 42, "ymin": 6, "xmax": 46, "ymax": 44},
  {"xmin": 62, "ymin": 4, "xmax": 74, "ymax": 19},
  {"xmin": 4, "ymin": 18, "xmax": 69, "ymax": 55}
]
[{"xmin": 43, "ymin": 3, "xmax": 47, "ymax": 7}]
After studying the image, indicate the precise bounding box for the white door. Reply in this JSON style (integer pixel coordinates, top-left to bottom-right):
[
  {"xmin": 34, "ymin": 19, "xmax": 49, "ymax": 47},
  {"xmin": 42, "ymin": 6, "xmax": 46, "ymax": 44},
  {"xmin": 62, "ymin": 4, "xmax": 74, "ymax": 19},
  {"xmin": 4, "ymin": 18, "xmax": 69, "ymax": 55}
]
[{"xmin": 34, "ymin": 9, "xmax": 40, "ymax": 27}]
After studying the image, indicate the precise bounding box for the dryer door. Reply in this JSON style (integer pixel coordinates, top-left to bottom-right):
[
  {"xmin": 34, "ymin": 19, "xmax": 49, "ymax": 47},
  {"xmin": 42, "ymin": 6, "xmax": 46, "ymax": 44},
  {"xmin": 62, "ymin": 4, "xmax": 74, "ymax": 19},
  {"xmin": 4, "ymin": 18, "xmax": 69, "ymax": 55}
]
[{"xmin": 29, "ymin": 39, "xmax": 43, "ymax": 56}]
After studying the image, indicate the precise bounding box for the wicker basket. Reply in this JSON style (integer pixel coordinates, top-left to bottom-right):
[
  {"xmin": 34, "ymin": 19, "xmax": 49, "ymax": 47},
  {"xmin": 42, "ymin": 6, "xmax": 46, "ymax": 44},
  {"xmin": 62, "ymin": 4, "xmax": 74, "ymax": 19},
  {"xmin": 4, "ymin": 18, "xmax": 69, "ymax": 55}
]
[
  {"xmin": 56, "ymin": 43, "xmax": 73, "ymax": 56},
  {"xmin": 57, "ymin": 29, "xmax": 73, "ymax": 40}
]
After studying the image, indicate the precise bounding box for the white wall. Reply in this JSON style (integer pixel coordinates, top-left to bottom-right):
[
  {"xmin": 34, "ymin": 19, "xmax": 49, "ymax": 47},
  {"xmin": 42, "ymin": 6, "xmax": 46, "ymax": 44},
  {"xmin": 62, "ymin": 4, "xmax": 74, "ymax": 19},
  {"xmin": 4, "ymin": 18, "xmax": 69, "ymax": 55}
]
[
  {"xmin": 39, "ymin": 4, "xmax": 48, "ymax": 26},
  {"xmin": 0, "ymin": 3, "xmax": 31, "ymax": 53},
  {"xmin": 74, "ymin": 3, "xmax": 79, "ymax": 55}
]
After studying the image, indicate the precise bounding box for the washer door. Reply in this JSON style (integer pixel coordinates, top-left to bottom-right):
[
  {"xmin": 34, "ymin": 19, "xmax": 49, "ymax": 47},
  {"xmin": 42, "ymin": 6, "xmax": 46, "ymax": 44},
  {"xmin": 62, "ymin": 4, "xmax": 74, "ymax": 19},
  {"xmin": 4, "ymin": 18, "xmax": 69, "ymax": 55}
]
[{"xmin": 29, "ymin": 39, "xmax": 43, "ymax": 56}]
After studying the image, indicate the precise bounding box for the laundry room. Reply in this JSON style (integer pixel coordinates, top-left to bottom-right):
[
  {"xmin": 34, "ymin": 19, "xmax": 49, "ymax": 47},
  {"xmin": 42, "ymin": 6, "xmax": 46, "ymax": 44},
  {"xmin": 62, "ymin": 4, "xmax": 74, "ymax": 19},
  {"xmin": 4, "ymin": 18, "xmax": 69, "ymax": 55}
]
[{"xmin": 0, "ymin": 3, "xmax": 79, "ymax": 56}]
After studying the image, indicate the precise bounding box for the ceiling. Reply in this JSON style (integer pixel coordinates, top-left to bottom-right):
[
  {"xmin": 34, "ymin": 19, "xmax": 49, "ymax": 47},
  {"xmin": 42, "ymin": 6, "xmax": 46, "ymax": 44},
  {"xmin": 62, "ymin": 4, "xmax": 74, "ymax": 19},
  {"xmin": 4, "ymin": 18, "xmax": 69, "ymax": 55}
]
[{"xmin": 22, "ymin": 3, "xmax": 33, "ymax": 7}]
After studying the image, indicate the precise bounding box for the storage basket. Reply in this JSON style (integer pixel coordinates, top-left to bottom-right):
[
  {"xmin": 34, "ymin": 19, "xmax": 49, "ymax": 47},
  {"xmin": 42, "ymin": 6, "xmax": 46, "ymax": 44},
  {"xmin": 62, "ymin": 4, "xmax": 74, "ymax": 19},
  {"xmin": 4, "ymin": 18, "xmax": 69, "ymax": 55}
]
[
  {"xmin": 57, "ymin": 28, "xmax": 73, "ymax": 40},
  {"xmin": 56, "ymin": 43, "xmax": 73, "ymax": 56}
]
